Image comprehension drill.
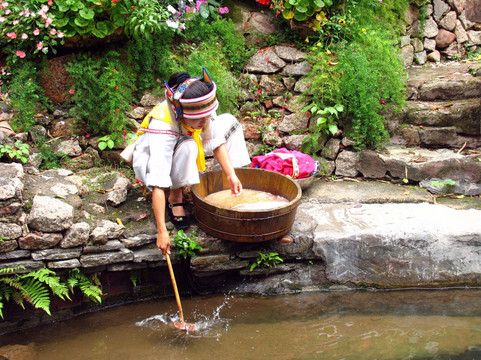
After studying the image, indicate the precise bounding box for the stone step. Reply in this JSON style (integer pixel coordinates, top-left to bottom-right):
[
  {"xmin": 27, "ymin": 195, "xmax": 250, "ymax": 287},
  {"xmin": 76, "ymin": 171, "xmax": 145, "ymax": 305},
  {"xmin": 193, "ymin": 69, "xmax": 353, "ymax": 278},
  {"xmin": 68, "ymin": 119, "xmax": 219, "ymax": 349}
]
[
  {"xmin": 334, "ymin": 146, "xmax": 481, "ymax": 195},
  {"xmin": 399, "ymin": 99, "xmax": 480, "ymax": 134},
  {"xmin": 390, "ymin": 125, "xmax": 481, "ymax": 149},
  {"xmin": 406, "ymin": 62, "xmax": 481, "ymax": 101},
  {"xmin": 388, "ymin": 97, "xmax": 481, "ymax": 148}
]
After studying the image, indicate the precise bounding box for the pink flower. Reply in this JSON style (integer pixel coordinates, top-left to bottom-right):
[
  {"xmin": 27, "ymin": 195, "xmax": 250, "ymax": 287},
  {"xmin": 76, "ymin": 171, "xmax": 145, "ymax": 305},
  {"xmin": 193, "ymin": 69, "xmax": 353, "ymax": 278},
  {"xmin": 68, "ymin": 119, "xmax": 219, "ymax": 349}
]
[
  {"xmin": 12, "ymin": 19, "xmax": 19, "ymax": 25},
  {"xmin": 36, "ymin": 41, "xmax": 43, "ymax": 50},
  {"xmin": 41, "ymin": 5, "xmax": 48, "ymax": 12},
  {"xmin": 33, "ymin": 28, "xmax": 40, "ymax": 35},
  {"xmin": 45, "ymin": 17, "xmax": 53, "ymax": 27},
  {"xmin": 57, "ymin": 32, "xmax": 64, "ymax": 38},
  {"xmin": 50, "ymin": 28, "xmax": 56, "ymax": 35},
  {"xmin": 219, "ymin": 7, "xmax": 225, "ymax": 14},
  {"xmin": 21, "ymin": 33, "xmax": 28, "ymax": 39},
  {"xmin": 6, "ymin": 32, "xmax": 17, "ymax": 39},
  {"xmin": 48, "ymin": 0, "xmax": 53, "ymax": 5},
  {"xmin": 1, "ymin": 2, "xmax": 8, "ymax": 6},
  {"xmin": 4, "ymin": 8, "xmax": 10, "ymax": 14},
  {"xmin": 15, "ymin": 50, "xmax": 26, "ymax": 58},
  {"xmin": 69, "ymin": 89, "xmax": 75, "ymax": 94},
  {"xmin": 0, "ymin": 16, "xmax": 5, "ymax": 22}
]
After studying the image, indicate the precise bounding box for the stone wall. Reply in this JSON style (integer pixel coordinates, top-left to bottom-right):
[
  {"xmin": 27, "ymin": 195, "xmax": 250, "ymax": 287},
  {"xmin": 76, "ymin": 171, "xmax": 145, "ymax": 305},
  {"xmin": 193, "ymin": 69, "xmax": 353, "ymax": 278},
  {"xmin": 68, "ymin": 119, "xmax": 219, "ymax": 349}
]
[{"xmin": 401, "ymin": 0, "xmax": 481, "ymax": 65}]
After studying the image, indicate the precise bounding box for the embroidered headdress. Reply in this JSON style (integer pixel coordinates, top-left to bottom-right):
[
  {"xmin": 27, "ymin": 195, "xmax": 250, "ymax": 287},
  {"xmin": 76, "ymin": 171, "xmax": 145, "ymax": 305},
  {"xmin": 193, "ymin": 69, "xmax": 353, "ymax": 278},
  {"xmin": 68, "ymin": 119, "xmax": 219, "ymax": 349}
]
[{"xmin": 164, "ymin": 67, "xmax": 219, "ymax": 120}]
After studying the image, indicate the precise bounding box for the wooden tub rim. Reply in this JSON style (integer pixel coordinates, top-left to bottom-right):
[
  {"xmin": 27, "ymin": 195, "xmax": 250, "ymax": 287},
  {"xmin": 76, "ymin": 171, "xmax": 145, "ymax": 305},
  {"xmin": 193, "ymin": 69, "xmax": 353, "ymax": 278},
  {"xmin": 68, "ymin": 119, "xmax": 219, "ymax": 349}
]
[{"xmin": 192, "ymin": 168, "xmax": 302, "ymax": 213}]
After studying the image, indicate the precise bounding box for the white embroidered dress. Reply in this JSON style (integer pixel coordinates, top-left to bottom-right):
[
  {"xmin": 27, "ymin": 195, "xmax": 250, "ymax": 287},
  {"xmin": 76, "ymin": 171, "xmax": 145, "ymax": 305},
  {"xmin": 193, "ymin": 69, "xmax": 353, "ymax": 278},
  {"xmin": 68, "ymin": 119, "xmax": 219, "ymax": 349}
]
[{"xmin": 132, "ymin": 101, "xmax": 250, "ymax": 190}]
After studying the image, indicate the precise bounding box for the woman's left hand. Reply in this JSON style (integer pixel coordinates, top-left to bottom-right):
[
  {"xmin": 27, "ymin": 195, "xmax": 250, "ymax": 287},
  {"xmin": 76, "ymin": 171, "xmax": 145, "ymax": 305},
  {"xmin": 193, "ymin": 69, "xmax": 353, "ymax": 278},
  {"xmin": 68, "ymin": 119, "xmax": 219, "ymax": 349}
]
[{"xmin": 227, "ymin": 174, "xmax": 242, "ymax": 197}]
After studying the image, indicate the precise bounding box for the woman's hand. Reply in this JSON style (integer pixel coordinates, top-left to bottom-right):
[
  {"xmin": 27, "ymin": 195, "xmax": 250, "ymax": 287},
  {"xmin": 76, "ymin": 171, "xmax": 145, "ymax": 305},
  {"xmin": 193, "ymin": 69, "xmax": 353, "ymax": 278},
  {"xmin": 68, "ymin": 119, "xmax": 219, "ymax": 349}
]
[
  {"xmin": 156, "ymin": 231, "xmax": 171, "ymax": 255},
  {"xmin": 214, "ymin": 144, "xmax": 243, "ymax": 197},
  {"xmin": 227, "ymin": 174, "xmax": 242, "ymax": 197}
]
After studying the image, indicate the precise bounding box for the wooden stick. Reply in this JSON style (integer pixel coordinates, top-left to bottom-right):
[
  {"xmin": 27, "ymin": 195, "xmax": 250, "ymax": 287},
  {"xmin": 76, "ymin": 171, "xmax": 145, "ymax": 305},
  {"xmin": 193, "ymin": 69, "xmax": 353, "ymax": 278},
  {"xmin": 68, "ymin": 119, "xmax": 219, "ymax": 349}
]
[{"xmin": 165, "ymin": 253, "xmax": 185, "ymax": 325}]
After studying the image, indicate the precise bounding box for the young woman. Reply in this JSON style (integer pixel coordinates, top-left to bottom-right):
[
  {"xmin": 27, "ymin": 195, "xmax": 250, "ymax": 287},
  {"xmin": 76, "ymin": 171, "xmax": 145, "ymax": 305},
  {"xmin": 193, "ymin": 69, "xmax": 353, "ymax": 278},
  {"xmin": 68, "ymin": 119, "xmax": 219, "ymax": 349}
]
[{"xmin": 132, "ymin": 68, "xmax": 250, "ymax": 255}]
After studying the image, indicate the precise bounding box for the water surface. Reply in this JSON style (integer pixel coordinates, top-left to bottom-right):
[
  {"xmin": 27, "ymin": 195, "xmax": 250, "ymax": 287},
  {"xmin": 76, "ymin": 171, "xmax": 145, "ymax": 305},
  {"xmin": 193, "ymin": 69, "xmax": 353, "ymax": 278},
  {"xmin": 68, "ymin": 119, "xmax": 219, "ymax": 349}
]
[
  {"xmin": 2, "ymin": 289, "xmax": 481, "ymax": 360},
  {"xmin": 205, "ymin": 189, "xmax": 288, "ymax": 210}
]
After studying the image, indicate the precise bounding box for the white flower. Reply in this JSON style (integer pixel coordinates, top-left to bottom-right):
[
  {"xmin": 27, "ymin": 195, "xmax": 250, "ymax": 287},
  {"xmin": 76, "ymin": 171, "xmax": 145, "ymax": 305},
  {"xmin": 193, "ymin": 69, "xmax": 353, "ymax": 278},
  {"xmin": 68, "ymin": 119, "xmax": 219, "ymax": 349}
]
[
  {"xmin": 166, "ymin": 19, "xmax": 179, "ymax": 28},
  {"xmin": 167, "ymin": 5, "xmax": 177, "ymax": 14}
]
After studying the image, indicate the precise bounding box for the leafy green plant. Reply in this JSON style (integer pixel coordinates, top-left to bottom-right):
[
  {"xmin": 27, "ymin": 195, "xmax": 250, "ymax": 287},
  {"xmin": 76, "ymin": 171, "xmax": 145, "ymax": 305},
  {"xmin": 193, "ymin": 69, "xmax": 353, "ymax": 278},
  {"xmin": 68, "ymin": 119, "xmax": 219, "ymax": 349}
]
[
  {"xmin": 97, "ymin": 135, "xmax": 115, "ymax": 151},
  {"xmin": 270, "ymin": 0, "xmax": 334, "ymax": 22},
  {"xmin": 250, "ymin": 250, "xmax": 284, "ymax": 271},
  {"xmin": 172, "ymin": 230, "xmax": 201, "ymax": 259},
  {"xmin": 431, "ymin": 179, "xmax": 456, "ymax": 193},
  {"xmin": 252, "ymin": 144, "xmax": 276, "ymax": 156},
  {"xmin": 0, "ymin": 140, "xmax": 30, "ymax": 163},
  {"xmin": 301, "ymin": 103, "xmax": 342, "ymax": 155},
  {"xmin": 0, "ymin": 267, "xmax": 103, "ymax": 319}
]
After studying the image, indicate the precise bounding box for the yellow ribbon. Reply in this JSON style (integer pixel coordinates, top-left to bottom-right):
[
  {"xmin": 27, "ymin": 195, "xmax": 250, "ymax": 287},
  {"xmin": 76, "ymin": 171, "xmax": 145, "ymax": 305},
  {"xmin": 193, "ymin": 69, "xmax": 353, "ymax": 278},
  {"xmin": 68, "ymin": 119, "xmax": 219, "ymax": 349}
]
[{"xmin": 182, "ymin": 123, "xmax": 205, "ymax": 171}]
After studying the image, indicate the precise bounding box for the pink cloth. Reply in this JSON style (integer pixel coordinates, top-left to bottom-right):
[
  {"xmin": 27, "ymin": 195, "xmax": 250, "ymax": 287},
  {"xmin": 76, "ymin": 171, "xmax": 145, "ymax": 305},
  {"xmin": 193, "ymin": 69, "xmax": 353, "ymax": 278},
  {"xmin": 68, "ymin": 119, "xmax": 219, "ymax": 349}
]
[{"xmin": 251, "ymin": 148, "xmax": 316, "ymax": 179}]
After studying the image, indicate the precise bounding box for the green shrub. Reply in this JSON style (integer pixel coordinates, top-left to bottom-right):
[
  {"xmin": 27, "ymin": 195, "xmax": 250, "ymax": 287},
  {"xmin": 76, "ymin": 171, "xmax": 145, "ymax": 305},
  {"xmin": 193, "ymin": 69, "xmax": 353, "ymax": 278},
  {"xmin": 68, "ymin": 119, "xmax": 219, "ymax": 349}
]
[
  {"xmin": 66, "ymin": 49, "xmax": 137, "ymax": 146},
  {"xmin": 2, "ymin": 61, "xmax": 48, "ymax": 133},
  {"xmin": 184, "ymin": 16, "xmax": 252, "ymax": 74},
  {"xmin": 126, "ymin": 32, "xmax": 174, "ymax": 94},
  {"xmin": 301, "ymin": 0, "xmax": 408, "ymax": 150},
  {"xmin": 170, "ymin": 42, "xmax": 244, "ymax": 116}
]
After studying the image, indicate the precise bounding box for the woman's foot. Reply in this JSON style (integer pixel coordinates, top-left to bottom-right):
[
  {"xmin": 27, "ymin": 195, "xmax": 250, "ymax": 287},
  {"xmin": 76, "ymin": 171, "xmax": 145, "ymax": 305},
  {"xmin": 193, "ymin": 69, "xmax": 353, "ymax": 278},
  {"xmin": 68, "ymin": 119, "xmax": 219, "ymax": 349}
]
[{"xmin": 166, "ymin": 201, "xmax": 191, "ymax": 229}]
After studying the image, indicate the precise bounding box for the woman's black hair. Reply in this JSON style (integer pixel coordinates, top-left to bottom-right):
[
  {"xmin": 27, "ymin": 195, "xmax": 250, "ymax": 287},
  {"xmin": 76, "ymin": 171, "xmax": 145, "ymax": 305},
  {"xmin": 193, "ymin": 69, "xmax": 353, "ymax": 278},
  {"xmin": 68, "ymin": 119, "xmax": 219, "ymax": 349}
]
[
  {"xmin": 167, "ymin": 72, "xmax": 190, "ymax": 88},
  {"xmin": 167, "ymin": 72, "xmax": 214, "ymax": 99}
]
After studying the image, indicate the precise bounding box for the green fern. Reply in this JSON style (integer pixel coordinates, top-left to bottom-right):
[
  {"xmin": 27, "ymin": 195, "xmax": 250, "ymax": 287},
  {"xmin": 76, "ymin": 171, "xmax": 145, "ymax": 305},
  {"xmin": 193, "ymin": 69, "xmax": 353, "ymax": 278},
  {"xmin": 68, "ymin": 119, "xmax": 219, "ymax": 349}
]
[
  {"xmin": 22, "ymin": 268, "xmax": 70, "ymax": 301},
  {"xmin": 0, "ymin": 266, "xmax": 103, "ymax": 319},
  {"xmin": 21, "ymin": 277, "xmax": 52, "ymax": 315},
  {"xmin": 67, "ymin": 268, "xmax": 103, "ymax": 304},
  {"xmin": 0, "ymin": 266, "xmax": 54, "ymax": 317}
]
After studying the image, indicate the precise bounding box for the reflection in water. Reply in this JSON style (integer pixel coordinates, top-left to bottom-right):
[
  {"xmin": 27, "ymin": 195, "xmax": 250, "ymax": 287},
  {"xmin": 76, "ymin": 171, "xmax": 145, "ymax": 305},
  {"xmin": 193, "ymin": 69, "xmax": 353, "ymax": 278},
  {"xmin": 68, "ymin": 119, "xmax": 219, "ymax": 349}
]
[{"xmin": 1, "ymin": 289, "xmax": 481, "ymax": 360}]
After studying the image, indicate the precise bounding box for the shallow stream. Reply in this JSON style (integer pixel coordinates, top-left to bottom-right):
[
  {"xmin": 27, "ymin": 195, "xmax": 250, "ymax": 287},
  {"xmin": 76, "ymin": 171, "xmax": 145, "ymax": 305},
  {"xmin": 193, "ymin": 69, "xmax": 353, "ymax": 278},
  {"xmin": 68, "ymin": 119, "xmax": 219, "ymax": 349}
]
[{"xmin": 2, "ymin": 289, "xmax": 481, "ymax": 360}]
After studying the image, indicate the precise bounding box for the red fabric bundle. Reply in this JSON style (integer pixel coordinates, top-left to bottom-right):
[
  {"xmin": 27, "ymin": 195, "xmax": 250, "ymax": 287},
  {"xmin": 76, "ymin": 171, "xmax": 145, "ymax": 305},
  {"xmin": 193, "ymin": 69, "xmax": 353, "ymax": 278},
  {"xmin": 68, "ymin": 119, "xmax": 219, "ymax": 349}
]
[{"xmin": 251, "ymin": 148, "xmax": 316, "ymax": 179}]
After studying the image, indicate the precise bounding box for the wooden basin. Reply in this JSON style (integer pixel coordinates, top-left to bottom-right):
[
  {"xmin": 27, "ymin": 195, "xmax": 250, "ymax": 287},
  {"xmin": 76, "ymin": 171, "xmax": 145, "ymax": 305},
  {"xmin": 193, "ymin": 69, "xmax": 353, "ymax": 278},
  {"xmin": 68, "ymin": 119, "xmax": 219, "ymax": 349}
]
[{"xmin": 192, "ymin": 168, "xmax": 302, "ymax": 242}]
